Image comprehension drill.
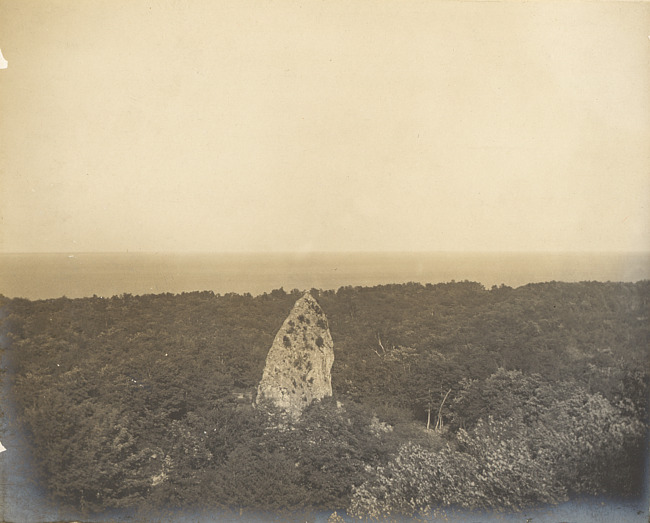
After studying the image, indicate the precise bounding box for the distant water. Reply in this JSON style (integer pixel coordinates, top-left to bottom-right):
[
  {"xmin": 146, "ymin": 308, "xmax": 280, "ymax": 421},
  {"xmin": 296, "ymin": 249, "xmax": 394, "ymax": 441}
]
[{"xmin": 1, "ymin": 252, "xmax": 649, "ymax": 300}]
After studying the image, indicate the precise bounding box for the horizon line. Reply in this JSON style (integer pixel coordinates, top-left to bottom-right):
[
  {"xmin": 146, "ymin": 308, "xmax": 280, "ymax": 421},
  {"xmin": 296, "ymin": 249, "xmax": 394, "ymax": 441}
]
[{"xmin": 2, "ymin": 249, "xmax": 650, "ymax": 255}]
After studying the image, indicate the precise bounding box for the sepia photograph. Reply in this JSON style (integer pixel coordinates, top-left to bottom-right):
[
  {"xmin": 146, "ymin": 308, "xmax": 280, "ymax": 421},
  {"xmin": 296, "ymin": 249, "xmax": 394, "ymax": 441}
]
[{"xmin": 0, "ymin": 0, "xmax": 649, "ymax": 521}]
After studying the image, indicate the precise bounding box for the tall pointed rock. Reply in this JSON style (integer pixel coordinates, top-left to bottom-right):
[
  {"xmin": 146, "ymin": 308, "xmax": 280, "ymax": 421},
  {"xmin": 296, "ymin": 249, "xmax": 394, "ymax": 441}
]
[{"xmin": 256, "ymin": 292, "xmax": 334, "ymax": 419}]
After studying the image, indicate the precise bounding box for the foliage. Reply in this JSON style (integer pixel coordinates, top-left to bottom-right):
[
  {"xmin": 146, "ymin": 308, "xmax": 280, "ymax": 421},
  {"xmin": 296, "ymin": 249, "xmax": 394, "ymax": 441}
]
[
  {"xmin": 0, "ymin": 280, "xmax": 647, "ymax": 513},
  {"xmin": 350, "ymin": 369, "xmax": 646, "ymax": 518}
]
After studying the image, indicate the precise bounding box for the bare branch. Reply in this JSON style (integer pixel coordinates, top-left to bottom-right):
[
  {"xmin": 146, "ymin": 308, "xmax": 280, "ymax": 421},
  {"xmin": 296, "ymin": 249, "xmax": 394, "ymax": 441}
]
[{"xmin": 434, "ymin": 388, "xmax": 452, "ymax": 432}]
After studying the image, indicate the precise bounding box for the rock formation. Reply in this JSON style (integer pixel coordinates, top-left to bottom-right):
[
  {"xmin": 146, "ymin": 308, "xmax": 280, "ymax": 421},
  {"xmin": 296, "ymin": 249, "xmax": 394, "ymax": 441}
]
[{"xmin": 256, "ymin": 291, "xmax": 334, "ymax": 419}]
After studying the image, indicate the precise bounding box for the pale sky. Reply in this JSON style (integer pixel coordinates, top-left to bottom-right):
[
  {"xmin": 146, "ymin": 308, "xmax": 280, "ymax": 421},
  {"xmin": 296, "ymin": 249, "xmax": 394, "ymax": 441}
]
[{"xmin": 0, "ymin": 0, "xmax": 648, "ymax": 253}]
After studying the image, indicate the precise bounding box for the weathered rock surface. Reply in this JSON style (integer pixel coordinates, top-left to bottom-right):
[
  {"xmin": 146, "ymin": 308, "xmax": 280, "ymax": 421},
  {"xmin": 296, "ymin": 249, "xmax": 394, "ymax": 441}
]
[{"xmin": 256, "ymin": 292, "xmax": 334, "ymax": 419}]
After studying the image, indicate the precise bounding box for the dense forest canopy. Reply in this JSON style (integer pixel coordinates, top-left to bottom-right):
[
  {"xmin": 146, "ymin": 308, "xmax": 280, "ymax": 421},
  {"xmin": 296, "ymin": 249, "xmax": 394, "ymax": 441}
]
[{"xmin": 0, "ymin": 281, "xmax": 648, "ymax": 516}]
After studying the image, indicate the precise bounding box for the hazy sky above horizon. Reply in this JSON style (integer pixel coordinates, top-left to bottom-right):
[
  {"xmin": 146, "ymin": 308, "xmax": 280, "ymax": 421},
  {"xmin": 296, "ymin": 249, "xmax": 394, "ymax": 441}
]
[{"xmin": 1, "ymin": 0, "xmax": 648, "ymax": 253}]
